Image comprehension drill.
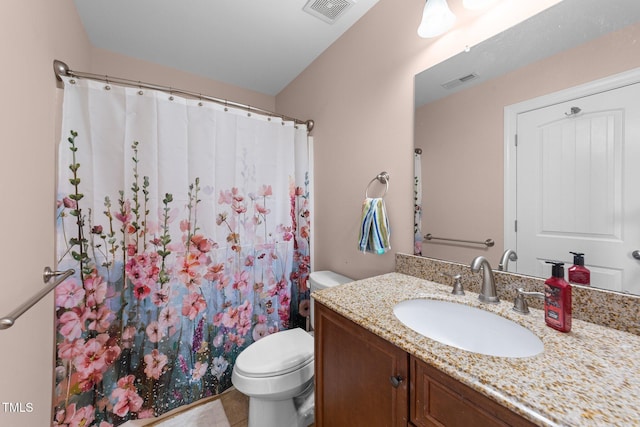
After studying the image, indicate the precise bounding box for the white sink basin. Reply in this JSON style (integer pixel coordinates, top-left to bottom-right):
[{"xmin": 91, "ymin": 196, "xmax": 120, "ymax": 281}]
[{"xmin": 393, "ymin": 299, "xmax": 543, "ymax": 358}]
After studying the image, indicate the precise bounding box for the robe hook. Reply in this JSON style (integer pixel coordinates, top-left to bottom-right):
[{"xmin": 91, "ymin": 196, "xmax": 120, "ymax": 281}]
[{"xmin": 565, "ymin": 106, "xmax": 581, "ymax": 116}]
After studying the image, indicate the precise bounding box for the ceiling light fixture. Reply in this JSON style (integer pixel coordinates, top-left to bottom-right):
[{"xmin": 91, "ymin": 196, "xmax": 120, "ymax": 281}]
[
  {"xmin": 463, "ymin": 0, "xmax": 497, "ymax": 10},
  {"xmin": 417, "ymin": 0, "xmax": 456, "ymax": 38}
]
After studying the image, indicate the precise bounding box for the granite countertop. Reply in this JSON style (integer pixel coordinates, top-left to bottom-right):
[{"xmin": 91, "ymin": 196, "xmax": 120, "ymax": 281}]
[{"xmin": 312, "ymin": 272, "xmax": 640, "ymax": 427}]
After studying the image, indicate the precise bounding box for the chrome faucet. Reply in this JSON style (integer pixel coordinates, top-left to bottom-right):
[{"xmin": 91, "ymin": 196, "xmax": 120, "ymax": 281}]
[
  {"xmin": 470, "ymin": 256, "xmax": 499, "ymax": 303},
  {"xmin": 498, "ymin": 249, "xmax": 518, "ymax": 271}
]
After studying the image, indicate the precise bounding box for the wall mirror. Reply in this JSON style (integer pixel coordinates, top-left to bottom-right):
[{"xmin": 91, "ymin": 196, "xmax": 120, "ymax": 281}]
[{"xmin": 414, "ymin": 0, "xmax": 640, "ymax": 295}]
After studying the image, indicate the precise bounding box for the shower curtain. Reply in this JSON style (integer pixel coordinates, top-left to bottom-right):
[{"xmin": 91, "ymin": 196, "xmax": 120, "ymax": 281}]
[
  {"xmin": 414, "ymin": 151, "xmax": 423, "ymax": 256},
  {"xmin": 53, "ymin": 76, "xmax": 311, "ymax": 426}
]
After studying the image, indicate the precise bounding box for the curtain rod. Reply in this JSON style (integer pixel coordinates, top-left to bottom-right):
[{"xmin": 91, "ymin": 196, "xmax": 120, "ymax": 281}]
[{"xmin": 53, "ymin": 60, "xmax": 314, "ymax": 133}]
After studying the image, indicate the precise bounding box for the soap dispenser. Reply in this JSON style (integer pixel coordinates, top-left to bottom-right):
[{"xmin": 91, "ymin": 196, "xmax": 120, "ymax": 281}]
[
  {"xmin": 568, "ymin": 252, "xmax": 590, "ymax": 286},
  {"xmin": 544, "ymin": 261, "xmax": 572, "ymax": 333}
]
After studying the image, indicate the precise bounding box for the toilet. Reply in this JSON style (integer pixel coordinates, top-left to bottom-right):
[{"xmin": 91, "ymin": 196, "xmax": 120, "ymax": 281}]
[{"xmin": 231, "ymin": 270, "xmax": 352, "ymax": 427}]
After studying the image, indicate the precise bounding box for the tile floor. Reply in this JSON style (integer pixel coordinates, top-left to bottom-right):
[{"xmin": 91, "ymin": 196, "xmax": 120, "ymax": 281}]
[
  {"xmin": 144, "ymin": 387, "xmax": 248, "ymax": 427},
  {"xmin": 220, "ymin": 388, "xmax": 315, "ymax": 427},
  {"xmin": 219, "ymin": 388, "xmax": 249, "ymax": 427},
  {"xmin": 148, "ymin": 386, "xmax": 314, "ymax": 427}
]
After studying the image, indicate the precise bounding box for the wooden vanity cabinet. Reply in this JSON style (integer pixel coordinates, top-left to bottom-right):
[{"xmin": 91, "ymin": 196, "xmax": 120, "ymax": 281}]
[
  {"xmin": 314, "ymin": 301, "xmax": 409, "ymax": 427},
  {"xmin": 410, "ymin": 357, "xmax": 537, "ymax": 427},
  {"xmin": 315, "ymin": 301, "xmax": 538, "ymax": 427}
]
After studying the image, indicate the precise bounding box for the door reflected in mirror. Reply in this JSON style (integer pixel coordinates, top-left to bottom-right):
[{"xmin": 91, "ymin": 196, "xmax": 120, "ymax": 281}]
[
  {"xmin": 506, "ymin": 77, "xmax": 640, "ymax": 294},
  {"xmin": 413, "ymin": 0, "xmax": 640, "ymax": 295}
]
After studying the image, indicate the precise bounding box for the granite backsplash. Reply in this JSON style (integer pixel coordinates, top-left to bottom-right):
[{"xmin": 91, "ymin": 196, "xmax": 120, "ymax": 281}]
[{"xmin": 396, "ymin": 253, "xmax": 640, "ymax": 335}]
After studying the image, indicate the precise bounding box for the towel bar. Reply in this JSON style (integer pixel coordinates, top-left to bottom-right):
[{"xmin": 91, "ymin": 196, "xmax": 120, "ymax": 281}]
[
  {"xmin": 0, "ymin": 267, "xmax": 75, "ymax": 330},
  {"xmin": 365, "ymin": 171, "xmax": 390, "ymax": 198},
  {"xmin": 424, "ymin": 233, "xmax": 494, "ymax": 247}
]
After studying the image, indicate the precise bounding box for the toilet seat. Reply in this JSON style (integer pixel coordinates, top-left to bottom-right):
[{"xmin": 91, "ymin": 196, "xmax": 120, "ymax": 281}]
[{"xmin": 234, "ymin": 328, "xmax": 314, "ymax": 378}]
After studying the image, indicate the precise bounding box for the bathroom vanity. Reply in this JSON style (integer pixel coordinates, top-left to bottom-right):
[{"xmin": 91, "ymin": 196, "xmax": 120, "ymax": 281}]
[
  {"xmin": 315, "ymin": 302, "xmax": 535, "ymax": 426},
  {"xmin": 312, "ymin": 272, "xmax": 640, "ymax": 426}
]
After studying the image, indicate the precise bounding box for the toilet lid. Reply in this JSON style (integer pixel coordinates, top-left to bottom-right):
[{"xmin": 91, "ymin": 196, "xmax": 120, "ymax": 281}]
[{"xmin": 234, "ymin": 328, "xmax": 314, "ymax": 378}]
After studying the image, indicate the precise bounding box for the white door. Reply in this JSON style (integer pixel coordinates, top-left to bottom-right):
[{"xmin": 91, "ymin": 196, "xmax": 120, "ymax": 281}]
[{"xmin": 516, "ymin": 82, "xmax": 640, "ymax": 293}]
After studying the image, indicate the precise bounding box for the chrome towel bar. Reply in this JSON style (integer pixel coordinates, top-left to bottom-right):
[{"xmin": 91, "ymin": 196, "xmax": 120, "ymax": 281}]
[
  {"xmin": 424, "ymin": 233, "xmax": 495, "ymax": 247},
  {"xmin": 0, "ymin": 267, "xmax": 75, "ymax": 330}
]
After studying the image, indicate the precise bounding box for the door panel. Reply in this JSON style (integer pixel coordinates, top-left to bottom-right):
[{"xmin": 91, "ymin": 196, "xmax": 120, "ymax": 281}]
[
  {"xmin": 315, "ymin": 302, "xmax": 409, "ymax": 427},
  {"xmin": 516, "ymin": 83, "xmax": 640, "ymax": 293}
]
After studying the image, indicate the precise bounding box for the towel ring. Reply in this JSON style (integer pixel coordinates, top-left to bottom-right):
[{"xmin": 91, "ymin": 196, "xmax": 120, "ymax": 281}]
[{"xmin": 365, "ymin": 172, "xmax": 390, "ymax": 198}]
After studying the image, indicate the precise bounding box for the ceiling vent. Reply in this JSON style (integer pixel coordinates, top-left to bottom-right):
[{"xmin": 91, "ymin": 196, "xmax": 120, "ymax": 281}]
[
  {"xmin": 441, "ymin": 73, "xmax": 479, "ymax": 90},
  {"xmin": 303, "ymin": 0, "xmax": 356, "ymax": 24}
]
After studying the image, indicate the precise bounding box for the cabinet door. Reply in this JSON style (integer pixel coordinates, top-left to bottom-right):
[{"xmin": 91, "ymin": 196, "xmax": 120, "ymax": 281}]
[
  {"xmin": 315, "ymin": 302, "xmax": 409, "ymax": 427},
  {"xmin": 410, "ymin": 357, "xmax": 536, "ymax": 427}
]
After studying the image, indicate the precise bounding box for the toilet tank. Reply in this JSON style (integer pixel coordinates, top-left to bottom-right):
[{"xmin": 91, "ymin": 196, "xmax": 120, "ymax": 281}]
[{"xmin": 309, "ymin": 270, "xmax": 352, "ymax": 328}]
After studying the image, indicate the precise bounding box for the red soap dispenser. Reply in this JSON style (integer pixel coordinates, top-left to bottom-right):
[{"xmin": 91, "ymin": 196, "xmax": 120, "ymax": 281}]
[
  {"xmin": 544, "ymin": 261, "xmax": 572, "ymax": 333},
  {"xmin": 568, "ymin": 252, "xmax": 590, "ymax": 286}
]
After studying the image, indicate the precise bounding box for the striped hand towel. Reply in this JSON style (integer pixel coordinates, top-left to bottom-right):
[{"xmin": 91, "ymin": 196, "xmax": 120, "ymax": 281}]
[{"xmin": 358, "ymin": 197, "xmax": 391, "ymax": 254}]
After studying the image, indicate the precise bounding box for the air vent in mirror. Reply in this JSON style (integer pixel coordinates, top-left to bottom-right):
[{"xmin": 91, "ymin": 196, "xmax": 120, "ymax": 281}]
[{"xmin": 442, "ymin": 73, "xmax": 479, "ymax": 90}]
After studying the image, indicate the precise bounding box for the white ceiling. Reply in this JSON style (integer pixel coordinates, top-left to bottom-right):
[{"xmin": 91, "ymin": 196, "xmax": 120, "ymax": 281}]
[
  {"xmin": 415, "ymin": 0, "xmax": 640, "ymax": 107},
  {"xmin": 73, "ymin": 0, "xmax": 640, "ymax": 102},
  {"xmin": 73, "ymin": 0, "xmax": 379, "ymax": 96}
]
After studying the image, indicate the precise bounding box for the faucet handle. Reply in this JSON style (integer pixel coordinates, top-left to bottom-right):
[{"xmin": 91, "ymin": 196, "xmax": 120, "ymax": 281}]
[
  {"xmin": 440, "ymin": 272, "xmax": 465, "ymax": 296},
  {"xmin": 513, "ymin": 288, "xmax": 545, "ymax": 314}
]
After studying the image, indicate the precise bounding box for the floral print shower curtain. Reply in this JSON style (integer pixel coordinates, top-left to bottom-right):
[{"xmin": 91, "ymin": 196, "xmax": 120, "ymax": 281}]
[
  {"xmin": 414, "ymin": 150, "xmax": 423, "ymax": 256},
  {"xmin": 53, "ymin": 77, "xmax": 311, "ymax": 426}
]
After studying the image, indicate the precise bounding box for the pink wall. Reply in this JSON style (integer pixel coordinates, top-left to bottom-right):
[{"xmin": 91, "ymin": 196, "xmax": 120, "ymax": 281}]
[
  {"xmin": 416, "ymin": 21, "xmax": 640, "ymax": 266},
  {"xmin": 0, "ymin": 3, "xmax": 273, "ymax": 426},
  {"xmin": 276, "ymin": 0, "xmax": 561, "ymax": 279},
  {"xmin": 0, "ymin": 1, "xmax": 91, "ymax": 425},
  {"xmin": 0, "ymin": 0, "xmax": 562, "ymax": 424}
]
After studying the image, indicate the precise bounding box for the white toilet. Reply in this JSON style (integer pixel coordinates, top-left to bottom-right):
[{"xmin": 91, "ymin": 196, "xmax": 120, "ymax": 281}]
[{"xmin": 231, "ymin": 270, "xmax": 352, "ymax": 427}]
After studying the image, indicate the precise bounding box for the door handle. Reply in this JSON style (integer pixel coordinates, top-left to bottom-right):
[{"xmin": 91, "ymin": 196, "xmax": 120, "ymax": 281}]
[
  {"xmin": 389, "ymin": 376, "xmax": 403, "ymax": 388},
  {"xmin": 633, "ymin": 250, "xmax": 640, "ymax": 260}
]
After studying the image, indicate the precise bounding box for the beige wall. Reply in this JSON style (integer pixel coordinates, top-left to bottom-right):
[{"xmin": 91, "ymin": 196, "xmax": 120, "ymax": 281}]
[
  {"xmin": 276, "ymin": 0, "xmax": 561, "ymax": 279},
  {"xmin": 415, "ymin": 21, "xmax": 640, "ymax": 267},
  {"xmin": 0, "ymin": 0, "xmax": 561, "ymax": 425},
  {"xmin": 0, "ymin": 2, "xmax": 274, "ymax": 426},
  {"xmin": 0, "ymin": 1, "xmax": 91, "ymax": 425}
]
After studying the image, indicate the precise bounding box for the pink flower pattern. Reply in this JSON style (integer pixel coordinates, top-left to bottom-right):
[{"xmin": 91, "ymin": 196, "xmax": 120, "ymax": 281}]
[
  {"xmin": 84, "ymin": 272, "xmax": 107, "ymax": 307},
  {"xmin": 181, "ymin": 292, "xmax": 207, "ymax": 320},
  {"xmin": 55, "ymin": 279, "xmax": 86, "ymax": 309},
  {"xmin": 55, "ymin": 133, "xmax": 310, "ymax": 426},
  {"xmin": 143, "ymin": 349, "xmax": 169, "ymax": 380},
  {"xmin": 111, "ymin": 375, "xmax": 144, "ymax": 417},
  {"xmin": 191, "ymin": 361, "xmax": 208, "ymax": 381},
  {"xmin": 54, "ymin": 403, "xmax": 96, "ymax": 427}
]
